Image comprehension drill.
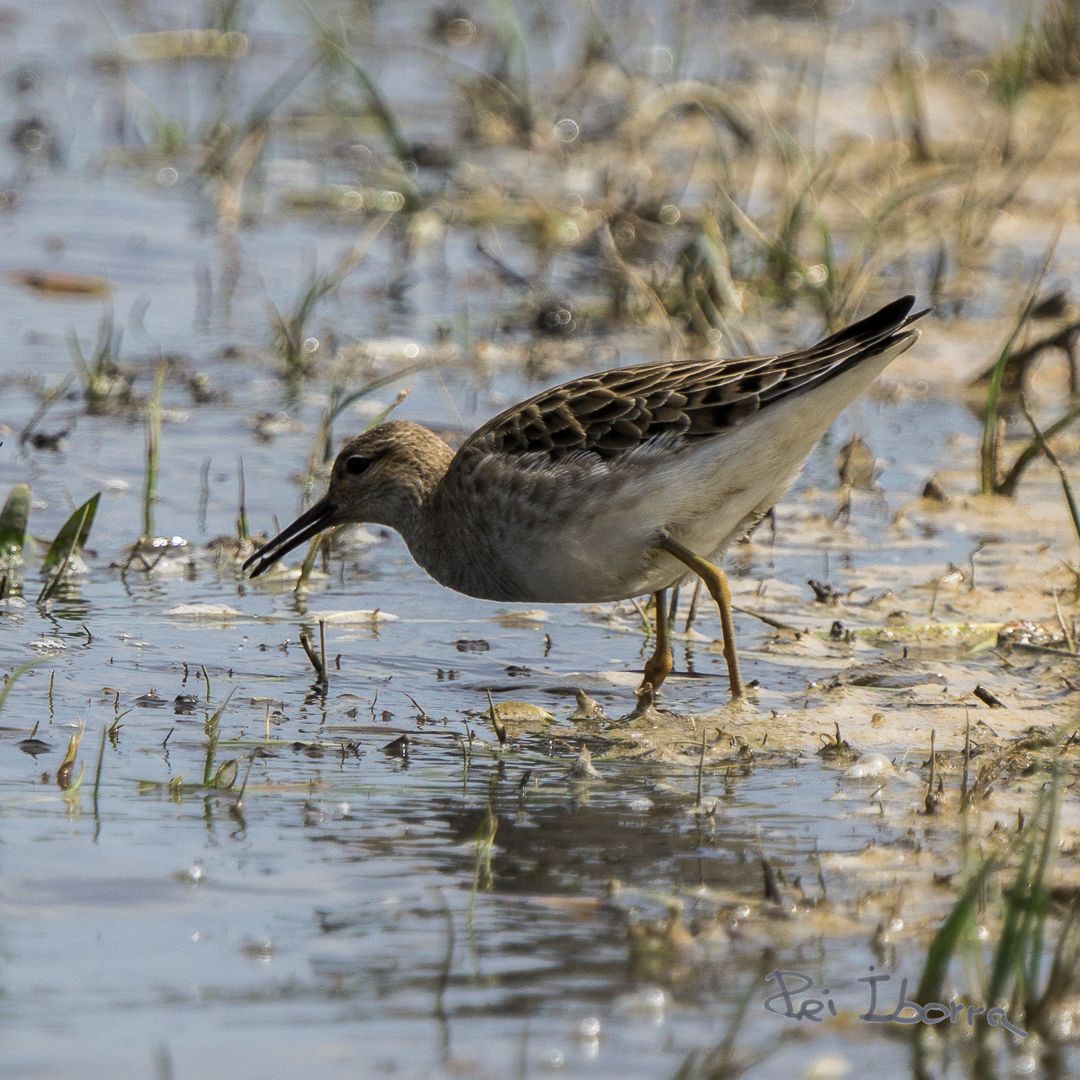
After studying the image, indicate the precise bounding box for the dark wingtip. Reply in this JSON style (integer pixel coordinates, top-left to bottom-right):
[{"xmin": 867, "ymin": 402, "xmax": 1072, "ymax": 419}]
[
  {"xmin": 816, "ymin": 295, "xmax": 929, "ymax": 350},
  {"xmin": 883, "ymin": 293, "xmax": 916, "ymax": 317},
  {"xmin": 850, "ymin": 294, "xmax": 915, "ymax": 335},
  {"xmin": 873, "ymin": 295, "xmax": 935, "ymax": 330}
]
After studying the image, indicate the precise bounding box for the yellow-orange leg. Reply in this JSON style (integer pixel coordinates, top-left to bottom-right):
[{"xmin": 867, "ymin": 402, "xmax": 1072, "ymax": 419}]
[
  {"xmin": 658, "ymin": 537, "xmax": 745, "ymax": 701},
  {"xmin": 640, "ymin": 588, "xmax": 674, "ymax": 692}
]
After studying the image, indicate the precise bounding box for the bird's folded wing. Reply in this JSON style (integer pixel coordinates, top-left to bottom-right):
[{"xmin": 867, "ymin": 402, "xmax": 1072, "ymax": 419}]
[{"xmin": 461, "ymin": 295, "xmax": 927, "ymax": 461}]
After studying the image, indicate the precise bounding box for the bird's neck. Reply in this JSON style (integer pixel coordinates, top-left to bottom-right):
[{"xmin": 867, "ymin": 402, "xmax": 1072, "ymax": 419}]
[
  {"xmin": 399, "ymin": 446, "xmax": 494, "ymax": 593},
  {"xmin": 388, "ymin": 438, "xmax": 456, "ymax": 543}
]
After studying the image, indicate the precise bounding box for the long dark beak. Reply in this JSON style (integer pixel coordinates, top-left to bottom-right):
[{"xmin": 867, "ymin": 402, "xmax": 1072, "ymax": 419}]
[{"xmin": 242, "ymin": 497, "xmax": 337, "ymax": 578}]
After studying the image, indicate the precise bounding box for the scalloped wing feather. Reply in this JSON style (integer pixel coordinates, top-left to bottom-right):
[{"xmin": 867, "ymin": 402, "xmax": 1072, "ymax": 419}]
[{"xmin": 461, "ymin": 296, "xmax": 927, "ymax": 461}]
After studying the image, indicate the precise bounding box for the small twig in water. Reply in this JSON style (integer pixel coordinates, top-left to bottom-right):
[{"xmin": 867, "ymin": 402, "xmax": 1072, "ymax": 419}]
[
  {"xmin": 696, "ymin": 726, "xmax": 707, "ymax": 807},
  {"xmin": 683, "ymin": 577, "xmax": 702, "ymax": 634},
  {"xmin": 233, "ymin": 752, "xmax": 256, "ymax": 811},
  {"xmin": 486, "ymin": 690, "xmax": 508, "ymax": 746},
  {"xmin": 761, "ymin": 856, "xmax": 783, "ymax": 903},
  {"xmin": 299, "ymin": 629, "xmax": 328, "ymax": 691},
  {"xmin": 960, "ymin": 710, "xmax": 972, "ymax": 811},
  {"xmin": 1052, "ymin": 590, "xmax": 1077, "ymax": 654},
  {"xmin": 236, "ymin": 455, "xmax": 249, "ymax": 541},
  {"xmin": 92, "ymin": 723, "xmax": 107, "ymax": 813},
  {"xmin": 141, "ymin": 362, "xmax": 166, "ymax": 541},
  {"xmin": 925, "ymin": 729, "xmax": 939, "ymax": 815},
  {"xmin": 403, "ymin": 693, "xmax": 430, "ymax": 721},
  {"xmin": 733, "ymin": 604, "xmax": 803, "ymax": 637},
  {"xmin": 974, "ymin": 684, "xmax": 1005, "ymax": 708}
]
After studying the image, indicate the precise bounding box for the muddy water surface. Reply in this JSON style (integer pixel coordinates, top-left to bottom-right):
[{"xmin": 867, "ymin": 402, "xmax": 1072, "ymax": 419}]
[{"xmin": 2, "ymin": 2, "xmax": 1079, "ymax": 1079}]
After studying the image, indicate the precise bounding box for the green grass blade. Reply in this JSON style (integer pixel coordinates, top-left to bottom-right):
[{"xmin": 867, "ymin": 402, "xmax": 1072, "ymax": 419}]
[
  {"xmin": 1018, "ymin": 398, "xmax": 1080, "ymax": 545},
  {"xmin": 1021, "ymin": 776, "xmax": 1058, "ymax": 1002},
  {"xmin": 66, "ymin": 326, "xmax": 92, "ymax": 387},
  {"xmin": 985, "ymin": 791, "xmax": 1047, "ymax": 1010},
  {"xmin": 142, "ymin": 363, "xmax": 166, "ymax": 539},
  {"xmin": 38, "ymin": 496, "xmax": 98, "ymax": 603},
  {"xmin": 980, "ymin": 228, "xmax": 1059, "ymax": 493},
  {"xmin": 41, "ymin": 493, "xmax": 100, "ymax": 573},
  {"xmin": 326, "ymin": 364, "xmax": 429, "ymax": 429},
  {"xmin": 915, "ymin": 854, "xmax": 998, "ymax": 1004},
  {"xmin": 295, "ymin": 535, "xmax": 323, "ymax": 594},
  {"xmin": 1033, "ymin": 902, "xmax": 1080, "ymax": 1024},
  {"xmin": 488, "ymin": 0, "xmax": 534, "ymax": 131},
  {"xmin": 0, "ymin": 483, "xmax": 31, "ymax": 558},
  {"xmin": 303, "ymin": 3, "xmax": 418, "ymax": 188},
  {"xmin": 998, "ymin": 400, "xmax": 1080, "ymax": 496},
  {"xmin": 0, "ymin": 657, "xmax": 49, "ymax": 715},
  {"xmin": 202, "ymin": 688, "xmax": 236, "ymax": 786}
]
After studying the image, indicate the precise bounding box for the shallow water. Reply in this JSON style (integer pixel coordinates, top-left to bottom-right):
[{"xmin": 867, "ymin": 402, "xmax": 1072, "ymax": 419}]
[
  {"xmin": 3, "ymin": 744, "xmax": 904, "ymax": 1079},
  {"xmin": 1, "ymin": 2, "xmax": 1076, "ymax": 1079}
]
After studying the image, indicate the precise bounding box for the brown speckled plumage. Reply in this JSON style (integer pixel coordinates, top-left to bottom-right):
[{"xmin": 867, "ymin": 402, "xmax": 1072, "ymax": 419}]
[
  {"xmin": 244, "ymin": 297, "xmax": 927, "ymax": 608},
  {"xmin": 466, "ymin": 296, "xmax": 924, "ymax": 459}
]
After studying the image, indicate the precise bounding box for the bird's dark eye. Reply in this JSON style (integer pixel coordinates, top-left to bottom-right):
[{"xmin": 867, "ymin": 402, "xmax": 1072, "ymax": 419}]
[{"xmin": 345, "ymin": 455, "xmax": 371, "ymax": 476}]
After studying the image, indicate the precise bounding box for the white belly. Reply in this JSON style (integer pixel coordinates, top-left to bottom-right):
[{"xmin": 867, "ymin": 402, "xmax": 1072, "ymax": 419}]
[{"xmin": 505, "ymin": 347, "xmax": 901, "ymax": 603}]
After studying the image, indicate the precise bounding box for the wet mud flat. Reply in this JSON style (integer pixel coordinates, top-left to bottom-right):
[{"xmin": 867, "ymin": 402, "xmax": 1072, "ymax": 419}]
[{"xmin": 2, "ymin": 1, "xmax": 1080, "ymax": 1078}]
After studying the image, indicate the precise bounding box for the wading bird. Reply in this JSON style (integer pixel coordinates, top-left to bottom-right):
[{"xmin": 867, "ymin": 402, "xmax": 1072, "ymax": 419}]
[{"xmin": 245, "ymin": 296, "xmax": 927, "ymax": 700}]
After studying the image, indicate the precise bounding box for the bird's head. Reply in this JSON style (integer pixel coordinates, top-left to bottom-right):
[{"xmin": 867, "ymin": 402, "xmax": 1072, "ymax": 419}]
[{"xmin": 243, "ymin": 420, "xmax": 454, "ymax": 577}]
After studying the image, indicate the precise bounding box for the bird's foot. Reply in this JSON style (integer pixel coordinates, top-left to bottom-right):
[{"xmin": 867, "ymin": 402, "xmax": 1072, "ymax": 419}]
[
  {"xmin": 640, "ymin": 649, "xmax": 673, "ymax": 695},
  {"xmin": 615, "ymin": 681, "xmax": 662, "ymax": 726},
  {"xmin": 721, "ymin": 679, "xmax": 757, "ymax": 711}
]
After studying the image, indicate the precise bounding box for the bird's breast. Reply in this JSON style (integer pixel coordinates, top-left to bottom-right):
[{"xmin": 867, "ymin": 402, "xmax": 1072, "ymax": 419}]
[{"xmin": 408, "ymin": 450, "xmax": 706, "ymax": 604}]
